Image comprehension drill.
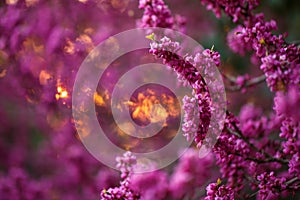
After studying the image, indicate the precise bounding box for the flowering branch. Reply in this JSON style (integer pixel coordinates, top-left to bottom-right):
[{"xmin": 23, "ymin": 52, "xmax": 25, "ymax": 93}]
[
  {"xmin": 249, "ymin": 177, "xmax": 300, "ymax": 198},
  {"xmin": 226, "ymin": 116, "xmax": 289, "ymax": 165},
  {"xmin": 147, "ymin": 31, "xmax": 299, "ymax": 198},
  {"xmin": 201, "ymin": 0, "xmax": 300, "ymax": 91}
]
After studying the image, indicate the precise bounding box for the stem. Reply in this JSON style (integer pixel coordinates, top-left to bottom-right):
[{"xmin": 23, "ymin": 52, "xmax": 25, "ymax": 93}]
[
  {"xmin": 286, "ymin": 177, "xmax": 300, "ymax": 186},
  {"xmin": 222, "ymin": 73, "xmax": 237, "ymax": 83},
  {"xmin": 249, "ymin": 190, "xmax": 258, "ymax": 198},
  {"xmin": 245, "ymin": 156, "xmax": 288, "ymax": 164},
  {"xmin": 224, "ymin": 74, "xmax": 266, "ymax": 92}
]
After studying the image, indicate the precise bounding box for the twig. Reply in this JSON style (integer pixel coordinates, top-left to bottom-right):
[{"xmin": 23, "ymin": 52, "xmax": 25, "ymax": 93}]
[
  {"xmin": 286, "ymin": 177, "xmax": 300, "ymax": 186},
  {"xmin": 249, "ymin": 177, "xmax": 300, "ymax": 198},
  {"xmin": 224, "ymin": 74, "xmax": 266, "ymax": 92}
]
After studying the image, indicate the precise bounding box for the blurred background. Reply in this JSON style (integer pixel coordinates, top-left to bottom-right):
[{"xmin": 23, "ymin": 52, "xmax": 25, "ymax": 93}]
[{"xmin": 0, "ymin": 0, "xmax": 299, "ymax": 199}]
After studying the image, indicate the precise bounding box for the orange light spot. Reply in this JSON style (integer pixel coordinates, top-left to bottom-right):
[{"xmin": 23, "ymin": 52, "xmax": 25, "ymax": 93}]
[
  {"xmin": 39, "ymin": 70, "xmax": 52, "ymax": 85},
  {"xmin": 23, "ymin": 37, "xmax": 44, "ymax": 53},
  {"xmin": 84, "ymin": 27, "xmax": 94, "ymax": 35},
  {"xmin": 60, "ymin": 91, "xmax": 68, "ymax": 98},
  {"xmin": 56, "ymin": 86, "xmax": 69, "ymax": 100},
  {"xmin": 6, "ymin": 0, "xmax": 18, "ymax": 5},
  {"xmin": 76, "ymin": 34, "xmax": 92, "ymax": 45},
  {"xmin": 76, "ymin": 34, "xmax": 94, "ymax": 52},
  {"xmin": 126, "ymin": 89, "xmax": 180, "ymax": 124},
  {"xmin": 64, "ymin": 38, "xmax": 75, "ymax": 55},
  {"xmin": 57, "ymin": 86, "xmax": 62, "ymax": 93},
  {"xmin": 94, "ymin": 92, "xmax": 105, "ymax": 107}
]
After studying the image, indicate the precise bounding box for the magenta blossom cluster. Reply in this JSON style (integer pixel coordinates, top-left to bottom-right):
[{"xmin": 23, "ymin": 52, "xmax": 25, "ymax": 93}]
[
  {"xmin": 148, "ymin": 35, "xmax": 299, "ymax": 198},
  {"xmin": 202, "ymin": 0, "xmax": 300, "ymax": 91},
  {"xmin": 200, "ymin": 0, "xmax": 259, "ymax": 22},
  {"xmin": 131, "ymin": 149, "xmax": 214, "ymax": 199},
  {"xmin": 138, "ymin": 0, "xmax": 186, "ymax": 32},
  {"xmin": 100, "ymin": 152, "xmax": 140, "ymax": 200},
  {"xmin": 138, "ymin": 0, "xmax": 299, "ymax": 198},
  {"xmin": 256, "ymin": 171, "xmax": 287, "ymax": 199},
  {"xmin": 103, "ymin": 149, "xmax": 214, "ymax": 200},
  {"xmin": 238, "ymin": 14, "xmax": 300, "ymax": 91},
  {"xmin": 145, "ymin": 26, "xmax": 299, "ymax": 200},
  {"xmin": 205, "ymin": 179, "xmax": 234, "ymax": 200},
  {"xmin": 149, "ymin": 36, "xmax": 221, "ymax": 147},
  {"xmin": 182, "ymin": 96, "xmax": 199, "ymax": 141}
]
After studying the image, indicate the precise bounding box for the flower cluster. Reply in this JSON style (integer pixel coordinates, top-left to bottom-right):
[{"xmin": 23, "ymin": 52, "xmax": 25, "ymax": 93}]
[
  {"xmin": 100, "ymin": 152, "xmax": 140, "ymax": 200},
  {"xmin": 116, "ymin": 152, "xmax": 137, "ymax": 180},
  {"xmin": 130, "ymin": 171, "xmax": 169, "ymax": 200},
  {"xmin": 147, "ymin": 18, "xmax": 299, "ymax": 196},
  {"xmin": 149, "ymin": 36, "xmax": 222, "ymax": 146},
  {"xmin": 202, "ymin": 0, "xmax": 300, "ymax": 91},
  {"xmin": 289, "ymin": 153, "xmax": 300, "ymax": 179},
  {"xmin": 274, "ymin": 86, "xmax": 300, "ymax": 179},
  {"xmin": 256, "ymin": 172, "xmax": 287, "ymax": 199},
  {"xmin": 138, "ymin": 0, "xmax": 186, "ymax": 32},
  {"xmin": 200, "ymin": 0, "xmax": 259, "ymax": 22},
  {"xmin": 205, "ymin": 180, "xmax": 234, "ymax": 200},
  {"xmin": 274, "ymin": 86, "xmax": 300, "ymax": 121},
  {"xmin": 169, "ymin": 149, "xmax": 213, "ymax": 199},
  {"xmin": 182, "ymin": 96, "xmax": 199, "ymax": 141},
  {"xmin": 101, "ymin": 149, "xmax": 214, "ymax": 200}
]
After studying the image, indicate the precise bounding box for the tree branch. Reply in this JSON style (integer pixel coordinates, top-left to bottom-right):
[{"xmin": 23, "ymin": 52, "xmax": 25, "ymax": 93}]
[
  {"xmin": 223, "ymin": 74, "xmax": 266, "ymax": 92},
  {"xmin": 226, "ymin": 123, "xmax": 289, "ymax": 165}
]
